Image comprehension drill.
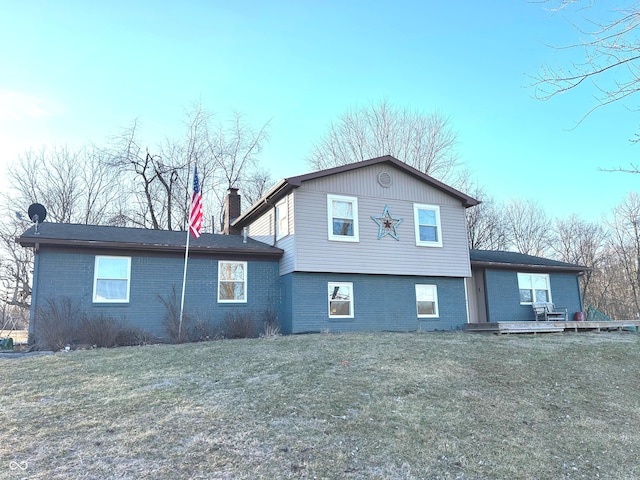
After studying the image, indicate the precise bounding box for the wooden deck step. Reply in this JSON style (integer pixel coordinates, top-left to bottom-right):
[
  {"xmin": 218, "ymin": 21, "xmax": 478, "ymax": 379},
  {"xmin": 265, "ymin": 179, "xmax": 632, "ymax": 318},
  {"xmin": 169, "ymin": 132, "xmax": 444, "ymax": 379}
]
[{"xmin": 466, "ymin": 320, "xmax": 640, "ymax": 334}]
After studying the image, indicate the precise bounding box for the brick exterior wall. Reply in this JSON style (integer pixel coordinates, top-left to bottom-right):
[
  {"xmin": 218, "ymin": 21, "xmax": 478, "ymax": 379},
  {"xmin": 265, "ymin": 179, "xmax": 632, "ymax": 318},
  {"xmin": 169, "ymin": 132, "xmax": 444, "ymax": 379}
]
[
  {"xmin": 283, "ymin": 272, "xmax": 468, "ymax": 333},
  {"xmin": 32, "ymin": 250, "xmax": 281, "ymax": 339},
  {"xmin": 483, "ymin": 269, "xmax": 583, "ymax": 322}
]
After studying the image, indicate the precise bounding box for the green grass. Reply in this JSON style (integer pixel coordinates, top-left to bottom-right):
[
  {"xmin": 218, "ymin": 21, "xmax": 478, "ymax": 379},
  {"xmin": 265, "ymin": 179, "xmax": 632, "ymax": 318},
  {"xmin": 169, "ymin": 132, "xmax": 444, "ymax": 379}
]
[{"xmin": 2, "ymin": 332, "xmax": 640, "ymax": 479}]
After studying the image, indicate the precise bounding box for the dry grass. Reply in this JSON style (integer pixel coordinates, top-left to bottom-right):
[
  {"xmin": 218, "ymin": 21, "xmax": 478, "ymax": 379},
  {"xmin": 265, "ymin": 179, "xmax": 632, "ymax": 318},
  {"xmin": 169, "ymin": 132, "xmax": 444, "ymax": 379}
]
[{"xmin": 2, "ymin": 332, "xmax": 640, "ymax": 479}]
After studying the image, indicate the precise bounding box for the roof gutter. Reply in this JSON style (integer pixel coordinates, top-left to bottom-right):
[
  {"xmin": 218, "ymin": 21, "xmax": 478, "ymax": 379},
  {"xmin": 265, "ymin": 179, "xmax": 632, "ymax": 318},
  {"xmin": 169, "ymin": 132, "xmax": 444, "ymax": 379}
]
[
  {"xmin": 15, "ymin": 236, "xmax": 284, "ymax": 258},
  {"xmin": 471, "ymin": 260, "xmax": 589, "ymax": 273}
]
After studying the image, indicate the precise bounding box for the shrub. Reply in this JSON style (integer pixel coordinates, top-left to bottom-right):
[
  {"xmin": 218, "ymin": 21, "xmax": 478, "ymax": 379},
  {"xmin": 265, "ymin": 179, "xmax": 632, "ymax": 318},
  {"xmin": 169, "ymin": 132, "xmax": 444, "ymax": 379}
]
[
  {"xmin": 115, "ymin": 327, "xmax": 158, "ymax": 347},
  {"xmin": 218, "ymin": 310, "xmax": 260, "ymax": 339},
  {"xmin": 33, "ymin": 297, "xmax": 82, "ymax": 351},
  {"xmin": 189, "ymin": 316, "xmax": 220, "ymax": 342},
  {"xmin": 260, "ymin": 308, "xmax": 281, "ymax": 337},
  {"xmin": 158, "ymin": 286, "xmax": 190, "ymax": 343},
  {"xmin": 78, "ymin": 314, "xmax": 123, "ymax": 348}
]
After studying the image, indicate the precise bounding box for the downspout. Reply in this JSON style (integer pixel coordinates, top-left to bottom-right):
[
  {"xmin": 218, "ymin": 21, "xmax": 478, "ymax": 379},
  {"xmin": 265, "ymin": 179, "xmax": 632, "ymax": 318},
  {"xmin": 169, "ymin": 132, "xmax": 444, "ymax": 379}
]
[{"xmin": 577, "ymin": 271, "xmax": 585, "ymax": 314}]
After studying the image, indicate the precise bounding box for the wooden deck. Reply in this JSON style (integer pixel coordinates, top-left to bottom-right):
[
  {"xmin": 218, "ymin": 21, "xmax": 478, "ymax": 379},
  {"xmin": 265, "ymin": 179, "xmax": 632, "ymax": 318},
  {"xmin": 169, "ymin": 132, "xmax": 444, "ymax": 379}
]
[{"xmin": 465, "ymin": 320, "xmax": 640, "ymax": 334}]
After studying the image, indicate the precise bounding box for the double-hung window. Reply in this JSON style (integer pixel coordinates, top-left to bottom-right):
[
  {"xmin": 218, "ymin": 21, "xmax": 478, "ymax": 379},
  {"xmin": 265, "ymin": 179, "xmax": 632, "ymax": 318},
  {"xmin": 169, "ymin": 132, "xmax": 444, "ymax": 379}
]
[
  {"xmin": 327, "ymin": 194, "xmax": 359, "ymax": 242},
  {"xmin": 414, "ymin": 204, "xmax": 442, "ymax": 247},
  {"xmin": 328, "ymin": 282, "xmax": 354, "ymax": 318},
  {"xmin": 517, "ymin": 273, "xmax": 551, "ymax": 304},
  {"xmin": 218, "ymin": 261, "xmax": 247, "ymax": 303},
  {"xmin": 93, "ymin": 256, "xmax": 131, "ymax": 303},
  {"xmin": 416, "ymin": 284, "xmax": 439, "ymax": 318},
  {"xmin": 276, "ymin": 198, "xmax": 289, "ymax": 240}
]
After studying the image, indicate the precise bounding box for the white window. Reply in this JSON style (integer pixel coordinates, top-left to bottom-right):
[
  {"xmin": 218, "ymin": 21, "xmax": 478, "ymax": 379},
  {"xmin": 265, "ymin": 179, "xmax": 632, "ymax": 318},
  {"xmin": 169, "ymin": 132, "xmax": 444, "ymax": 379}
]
[
  {"xmin": 276, "ymin": 198, "xmax": 289, "ymax": 240},
  {"xmin": 328, "ymin": 282, "xmax": 354, "ymax": 318},
  {"xmin": 517, "ymin": 273, "xmax": 551, "ymax": 304},
  {"xmin": 416, "ymin": 284, "xmax": 439, "ymax": 318},
  {"xmin": 327, "ymin": 194, "xmax": 359, "ymax": 242},
  {"xmin": 218, "ymin": 261, "xmax": 247, "ymax": 303},
  {"xmin": 414, "ymin": 204, "xmax": 443, "ymax": 247},
  {"xmin": 93, "ymin": 256, "xmax": 131, "ymax": 303}
]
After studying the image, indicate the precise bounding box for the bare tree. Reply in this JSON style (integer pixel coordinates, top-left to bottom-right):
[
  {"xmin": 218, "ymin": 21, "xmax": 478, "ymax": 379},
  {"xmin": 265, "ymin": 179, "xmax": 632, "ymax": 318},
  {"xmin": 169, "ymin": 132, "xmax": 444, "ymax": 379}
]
[
  {"xmin": 532, "ymin": 1, "xmax": 640, "ymax": 152},
  {"xmin": 451, "ymin": 173, "xmax": 508, "ymax": 250},
  {"xmin": 553, "ymin": 214, "xmax": 608, "ymax": 308},
  {"xmin": 606, "ymin": 192, "xmax": 640, "ymax": 317},
  {"xmin": 206, "ymin": 112, "xmax": 271, "ymax": 231},
  {"xmin": 0, "ymin": 217, "xmax": 33, "ymax": 310},
  {"xmin": 105, "ymin": 119, "xmax": 185, "ymax": 230},
  {"xmin": 308, "ymin": 99, "xmax": 459, "ymax": 182},
  {"xmin": 503, "ymin": 198, "xmax": 553, "ymax": 256},
  {"xmin": 0, "ymin": 145, "xmax": 125, "ymax": 314}
]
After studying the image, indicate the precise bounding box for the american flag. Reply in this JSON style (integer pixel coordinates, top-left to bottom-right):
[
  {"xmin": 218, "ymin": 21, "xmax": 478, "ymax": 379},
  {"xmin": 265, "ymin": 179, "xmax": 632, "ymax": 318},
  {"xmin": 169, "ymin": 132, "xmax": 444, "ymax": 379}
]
[{"xmin": 189, "ymin": 166, "xmax": 204, "ymax": 238}]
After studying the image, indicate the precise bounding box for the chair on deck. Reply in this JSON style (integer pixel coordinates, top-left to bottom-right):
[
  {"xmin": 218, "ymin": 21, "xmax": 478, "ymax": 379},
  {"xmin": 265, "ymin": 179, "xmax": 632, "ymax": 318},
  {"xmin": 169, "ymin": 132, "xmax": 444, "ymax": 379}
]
[{"xmin": 532, "ymin": 302, "xmax": 568, "ymax": 322}]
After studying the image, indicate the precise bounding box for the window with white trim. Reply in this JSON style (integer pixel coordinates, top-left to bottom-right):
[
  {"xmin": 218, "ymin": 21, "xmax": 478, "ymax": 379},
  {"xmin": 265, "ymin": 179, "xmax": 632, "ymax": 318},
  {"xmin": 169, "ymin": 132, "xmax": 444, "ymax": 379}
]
[
  {"xmin": 328, "ymin": 282, "xmax": 354, "ymax": 318},
  {"xmin": 414, "ymin": 204, "xmax": 442, "ymax": 247},
  {"xmin": 327, "ymin": 194, "xmax": 359, "ymax": 242},
  {"xmin": 416, "ymin": 284, "xmax": 439, "ymax": 318},
  {"xmin": 276, "ymin": 198, "xmax": 289, "ymax": 240},
  {"xmin": 218, "ymin": 261, "xmax": 247, "ymax": 303},
  {"xmin": 517, "ymin": 273, "xmax": 551, "ymax": 304},
  {"xmin": 93, "ymin": 256, "xmax": 131, "ymax": 303}
]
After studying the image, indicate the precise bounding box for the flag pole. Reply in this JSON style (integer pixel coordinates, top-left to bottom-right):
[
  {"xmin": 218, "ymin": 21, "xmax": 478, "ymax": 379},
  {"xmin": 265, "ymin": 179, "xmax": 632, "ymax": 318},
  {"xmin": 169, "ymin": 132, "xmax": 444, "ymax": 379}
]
[
  {"xmin": 179, "ymin": 165, "xmax": 203, "ymax": 341},
  {"xmin": 178, "ymin": 225, "xmax": 190, "ymax": 341}
]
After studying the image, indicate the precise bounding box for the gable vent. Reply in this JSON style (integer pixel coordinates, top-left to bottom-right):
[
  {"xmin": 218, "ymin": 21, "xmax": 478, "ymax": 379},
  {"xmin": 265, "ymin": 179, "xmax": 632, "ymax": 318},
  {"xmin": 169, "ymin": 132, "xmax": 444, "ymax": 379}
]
[{"xmin": 377, "ymin": 171, "xmax": 392, "ymax": 188}]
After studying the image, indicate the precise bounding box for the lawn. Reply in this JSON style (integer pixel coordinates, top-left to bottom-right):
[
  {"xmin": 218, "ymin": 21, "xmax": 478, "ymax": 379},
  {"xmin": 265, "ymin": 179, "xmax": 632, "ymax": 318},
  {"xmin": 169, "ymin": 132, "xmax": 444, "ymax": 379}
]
[{"xmin": 1, "ymin": 332, "xmax": 640, "ymax": 479}]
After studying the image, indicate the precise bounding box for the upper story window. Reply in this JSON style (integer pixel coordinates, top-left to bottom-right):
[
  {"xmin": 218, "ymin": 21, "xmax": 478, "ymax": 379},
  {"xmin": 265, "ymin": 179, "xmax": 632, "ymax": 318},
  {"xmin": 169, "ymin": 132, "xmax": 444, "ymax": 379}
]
[
  {"xmin": 328, "ymin": 282, "xmax": 354, "ymax": 318},
  {"xmin": 327, "ymin": 194, "xmax": 359, "ymax": 242},
  {"xmin": 93, "ymin": 256, "xmax": 131, "ymax": 303},
  {"xmin": 415, "ymin": 284, "xmax": 439, "ymax": 318},
  {"xmin": 218, "ymin": 261, "xmax": 247, "ymax": 303},
  {"xmin": 517, "ymin": 273, "xmax": 551, "ymax": 304},
  {"xmin": 276, "ymin": 198, "xmax": 289, "ymax": 240},
  {"xmin": 414, "ymin": 204, "xmax": 442, "ymax": 247}
]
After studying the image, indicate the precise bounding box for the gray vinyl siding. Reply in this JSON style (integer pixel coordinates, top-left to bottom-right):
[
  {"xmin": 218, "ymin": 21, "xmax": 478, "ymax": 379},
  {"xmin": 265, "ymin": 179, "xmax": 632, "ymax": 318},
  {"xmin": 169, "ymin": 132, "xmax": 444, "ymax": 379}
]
[
  {"xmin": 290, "ymin": 164, "xmax": 471, "ymax": 277},
  {"xmin": 246, "ymin": 192, "xmax": 296, "ymax": 275},
  {"xmin": 246, "ymin": 208, "xmax": 274, "ymax": 245}
]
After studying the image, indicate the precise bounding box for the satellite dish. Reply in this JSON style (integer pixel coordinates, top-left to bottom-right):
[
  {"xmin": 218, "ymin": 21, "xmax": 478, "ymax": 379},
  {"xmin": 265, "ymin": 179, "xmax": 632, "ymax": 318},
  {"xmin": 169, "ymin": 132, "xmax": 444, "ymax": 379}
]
[{"xmin": 27, "ymin": 203, "xmax": 47, "ymax": 234}]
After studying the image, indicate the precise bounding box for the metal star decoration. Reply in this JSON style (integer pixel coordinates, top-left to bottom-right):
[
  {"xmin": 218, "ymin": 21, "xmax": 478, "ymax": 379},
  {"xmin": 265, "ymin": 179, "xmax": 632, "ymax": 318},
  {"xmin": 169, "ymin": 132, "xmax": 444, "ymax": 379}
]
[{"xmin": 371, "ymin": 205, "xmax": 402, "ymax": 240}]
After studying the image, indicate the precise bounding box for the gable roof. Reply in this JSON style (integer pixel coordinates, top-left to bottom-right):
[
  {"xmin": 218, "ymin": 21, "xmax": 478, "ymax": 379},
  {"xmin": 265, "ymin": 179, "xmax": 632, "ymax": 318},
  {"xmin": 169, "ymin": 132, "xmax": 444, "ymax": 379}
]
[
  {"xmin": 470, "ymin": 249, "xmax": 588, "ymax": 273},
  {"xmin": 233, "ymin": 155, "xmax": 480, "ymax": 227},
  {"xmin": 16, "ymin": 223, "xmax": 283, "ymax": 258}
]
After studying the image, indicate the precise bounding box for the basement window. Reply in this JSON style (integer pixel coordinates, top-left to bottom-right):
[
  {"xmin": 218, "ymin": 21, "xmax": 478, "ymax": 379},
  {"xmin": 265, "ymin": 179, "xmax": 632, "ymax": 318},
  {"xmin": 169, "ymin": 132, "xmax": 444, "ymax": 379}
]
[
  {"xmin": 328, "ymin": 282, "xmax": 354, "ymax": 318},
  {"xmin": 416, "ymin": 284, "xmax": 439, "ymax": 318}
]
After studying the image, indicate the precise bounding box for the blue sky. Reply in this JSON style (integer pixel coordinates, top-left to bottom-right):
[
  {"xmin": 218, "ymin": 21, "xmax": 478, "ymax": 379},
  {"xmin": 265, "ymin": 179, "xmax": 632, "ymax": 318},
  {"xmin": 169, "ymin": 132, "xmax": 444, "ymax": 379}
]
[{"xmin": 1, "ymin": 0, "xmax": 637, "ymax": 222}]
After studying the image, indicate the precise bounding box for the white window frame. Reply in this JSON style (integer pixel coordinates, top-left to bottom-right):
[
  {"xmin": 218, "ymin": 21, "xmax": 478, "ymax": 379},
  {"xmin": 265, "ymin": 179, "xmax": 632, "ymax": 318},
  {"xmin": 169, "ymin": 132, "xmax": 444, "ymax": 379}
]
[
  {"xmin": 415, "ymin": 284, "xmax": 439, "ymax": 318},
  {"xmin": 413, "ymin": 204, "xmax": 443, "ymax": 247},
  {"xmin": 328, "ymin": 282, "xmax": 354, "ymax": 318},
  {"xmin": 327, "ymin": 194, "xmax": 359, "ymax": 242},
  {"xmin": 93, "ymin": 256, "xmax": 131, "ymax": 303},
  {"xmin": 276, "ymin": 198, "xmax": 289, "ymax": 240},
  {"xmin": 218, "ymin": 261, "xmax": 248, "ymax": 303},
  {"xmin": 517, "ymin": 273, "xmax": 552, "ymax": 305}
]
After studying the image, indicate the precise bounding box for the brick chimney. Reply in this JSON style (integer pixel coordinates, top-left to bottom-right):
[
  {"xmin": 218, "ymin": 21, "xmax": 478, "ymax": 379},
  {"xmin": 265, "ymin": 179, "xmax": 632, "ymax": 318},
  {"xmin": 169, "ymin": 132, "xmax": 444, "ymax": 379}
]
[{"xmin": 223, "ymin": 188, "xmax": 241, "ymax": 235}]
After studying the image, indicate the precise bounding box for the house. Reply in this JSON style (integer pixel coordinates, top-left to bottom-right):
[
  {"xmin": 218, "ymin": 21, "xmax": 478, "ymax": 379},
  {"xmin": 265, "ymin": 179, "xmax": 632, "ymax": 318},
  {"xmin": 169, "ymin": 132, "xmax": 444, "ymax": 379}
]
[
  {"xmin": 232, "ymin": 155, "xmax": 479, "ymax": 334},
  {"xmin": 17, "ymin": 223, "xmax": 283, "ymax": 339},
  {"xmin": 16, "ymin": 155, "xmax": 588, "ymax": 340},
  {"xmin": 467, "ymin": 250, "xmax": 586, "ymax": 324}
]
